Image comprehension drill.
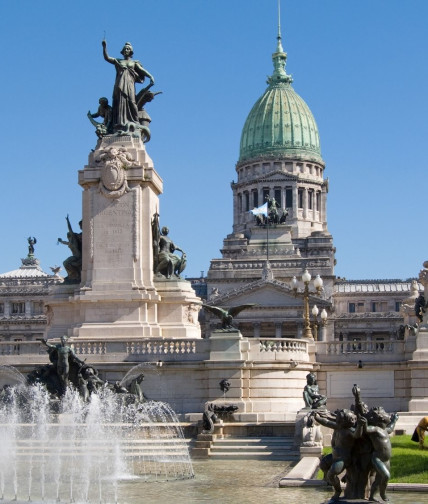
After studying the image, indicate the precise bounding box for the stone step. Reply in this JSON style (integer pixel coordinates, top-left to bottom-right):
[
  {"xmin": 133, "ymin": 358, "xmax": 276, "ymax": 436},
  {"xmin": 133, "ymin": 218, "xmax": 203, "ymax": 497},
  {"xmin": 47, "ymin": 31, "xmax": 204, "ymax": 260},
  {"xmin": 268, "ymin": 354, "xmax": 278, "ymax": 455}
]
[
  {"xmin": 211, "ymin": 445, "xmax": 292, "ymax": 453},
  {"xmin": 14, "ymin": 438, "xmax": 194, "ymax": 458},
  {"xmin": 214, "ymin": 437, "xmax": 293, "ymax": 446},
  {"xmin": 209, "ymin": 451, "xmax": 299, "ymax": 460},
  {"xmin": 208, "ymin": 436, "xmax": 298, "ymax": 460}
]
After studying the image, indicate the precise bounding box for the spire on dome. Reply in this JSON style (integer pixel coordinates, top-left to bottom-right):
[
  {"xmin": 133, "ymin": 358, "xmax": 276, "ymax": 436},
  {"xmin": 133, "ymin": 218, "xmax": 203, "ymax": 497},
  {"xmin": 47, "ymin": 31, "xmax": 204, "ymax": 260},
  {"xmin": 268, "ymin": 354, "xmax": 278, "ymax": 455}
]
[
  {"xmin": 276, "ymin": 0, "xmax": 284, "ymax": 52},
  {"xmin": 268, "ymin": 0, "xmax": 292, "ymax": 85}
]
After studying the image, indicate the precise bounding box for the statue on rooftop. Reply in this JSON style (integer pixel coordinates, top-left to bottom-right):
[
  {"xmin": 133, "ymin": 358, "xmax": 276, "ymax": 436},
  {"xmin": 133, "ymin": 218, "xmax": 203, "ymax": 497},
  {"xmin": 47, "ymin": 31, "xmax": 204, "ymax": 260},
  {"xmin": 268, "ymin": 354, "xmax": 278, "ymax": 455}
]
[
  {"xmin": 101, "ymin": 40, "xmax": 157, "ymax": 140},
  {"xmin": 27, "ymin": 236, "xmax": 37, "ymax": 257},
  {"xmin": 57, "ymin": 215, "xmax": 82, "ymax": 284}
]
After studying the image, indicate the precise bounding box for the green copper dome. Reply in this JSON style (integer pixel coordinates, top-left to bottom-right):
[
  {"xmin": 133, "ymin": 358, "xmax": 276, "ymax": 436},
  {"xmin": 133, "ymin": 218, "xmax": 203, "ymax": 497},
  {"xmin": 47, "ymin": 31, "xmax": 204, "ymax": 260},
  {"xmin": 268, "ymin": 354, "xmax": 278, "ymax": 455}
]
[{"xmin": 239, "ymin": 33, "xmax": 322, "ymax": 164}]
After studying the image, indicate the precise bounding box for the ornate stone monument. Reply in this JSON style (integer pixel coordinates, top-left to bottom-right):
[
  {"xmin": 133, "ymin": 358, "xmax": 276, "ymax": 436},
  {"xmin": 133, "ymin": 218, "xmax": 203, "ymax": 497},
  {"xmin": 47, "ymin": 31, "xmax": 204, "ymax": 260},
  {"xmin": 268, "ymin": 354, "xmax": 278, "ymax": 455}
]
[
  {"xmin": 408, "ymin": 260, "xmax": 428, "ymax": 412},
  {"xmin": 46, "ymin": 40, "xmax": 201, "ymax": 341}
]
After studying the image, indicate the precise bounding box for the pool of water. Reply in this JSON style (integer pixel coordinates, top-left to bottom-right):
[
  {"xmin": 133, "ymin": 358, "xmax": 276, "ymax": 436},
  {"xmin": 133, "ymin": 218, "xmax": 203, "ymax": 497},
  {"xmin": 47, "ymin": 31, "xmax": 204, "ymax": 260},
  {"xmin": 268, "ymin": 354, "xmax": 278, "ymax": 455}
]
[
  {"xmin": 5, "ymin": 459, "xmax": 426, "ymax": 503},
  {"xmin": 114, "ymin": 459, "xmax": 427, "ymax": 504}
]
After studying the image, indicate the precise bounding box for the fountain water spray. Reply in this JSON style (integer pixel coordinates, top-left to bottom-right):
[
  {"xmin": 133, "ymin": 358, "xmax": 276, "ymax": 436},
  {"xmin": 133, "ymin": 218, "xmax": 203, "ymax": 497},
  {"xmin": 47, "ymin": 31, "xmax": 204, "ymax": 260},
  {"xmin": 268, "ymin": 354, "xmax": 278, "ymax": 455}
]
[{"xmin": 0, "ymin": 366, "xmax": 193, "ymax": 503}]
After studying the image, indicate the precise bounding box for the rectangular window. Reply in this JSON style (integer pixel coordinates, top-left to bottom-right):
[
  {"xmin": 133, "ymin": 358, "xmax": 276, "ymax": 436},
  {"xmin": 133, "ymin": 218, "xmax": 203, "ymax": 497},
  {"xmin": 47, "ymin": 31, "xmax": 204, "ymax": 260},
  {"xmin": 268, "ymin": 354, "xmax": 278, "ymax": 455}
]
[
  {"xmin": 12, "ymin": 302, "xmax": 25, "ymax": 315},
  {"xmin": 371, "ymin": 302, "xmax": 377, "ymax": 313},
  {"xmin": 32, "ymin": 301, "xmax": 43, "ymax": 315},
  {"xmin": 316, "ymin": 191, "xmax": 321, "ymax": 211},
  {"xmin": 357, "ymin": 302, "xmax": 365, "ymax": 313},
  {"xmin": 244, "ymin": 192, "xmax": 250, "ymax": 212},
  {"xmin": 395, "ymin": 301, "xmax": 401, "ymax": 312},
  {"xmin": 298, "ymin": 188, "xmax": 304, "ymax": 208},
  {"xmin": 252, "ymin": 191, "xmax": 258, "ymax": 208},
  {"xmin": 349, "ymin": 303, "xmax": 356, "ymax": 313},
  {"xmin": 285, "ymin": 188, "xmax": 292, "ymax": 208},
  {"xmin": 0, "ymin": 303, "xmax": 4, "ymax": 314},
  {"xmin": 308, "ymin": 191, "xmax": 313, "ymax": 210},
  {"xmin": 263, "ymin": 188, "xmax": 270, "ymax": 203},
  {"xmin": 13, "ymin": 338, "xmax": 22, "ymax": 354},
  {"xmin": 274, "ymin": 188, "xmax": 281, "ymax": 207}
]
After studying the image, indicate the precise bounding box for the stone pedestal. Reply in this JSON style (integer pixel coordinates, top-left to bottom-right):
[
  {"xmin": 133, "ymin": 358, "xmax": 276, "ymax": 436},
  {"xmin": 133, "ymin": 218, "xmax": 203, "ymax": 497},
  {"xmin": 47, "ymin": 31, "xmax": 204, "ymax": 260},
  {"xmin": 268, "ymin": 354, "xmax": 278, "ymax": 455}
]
[
  {"xmin": 209, "ymin": 329, "xmax": 249, "ymax": 361},
  {"xmin": 46, "ymin": 135, "xmax": 201, "ymax": 341},
  {"xmin": 408, "ymin": 265, "xmax": 428, "ymax": 411}
]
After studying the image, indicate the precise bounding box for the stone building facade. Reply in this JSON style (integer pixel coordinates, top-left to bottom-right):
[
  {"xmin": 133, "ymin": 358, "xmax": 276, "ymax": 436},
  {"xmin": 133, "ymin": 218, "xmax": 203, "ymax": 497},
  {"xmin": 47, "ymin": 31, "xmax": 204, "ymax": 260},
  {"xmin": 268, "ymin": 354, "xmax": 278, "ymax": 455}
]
[{"xmin": 0, "ymin": 253, "xmax": 58, "ymax": 351}]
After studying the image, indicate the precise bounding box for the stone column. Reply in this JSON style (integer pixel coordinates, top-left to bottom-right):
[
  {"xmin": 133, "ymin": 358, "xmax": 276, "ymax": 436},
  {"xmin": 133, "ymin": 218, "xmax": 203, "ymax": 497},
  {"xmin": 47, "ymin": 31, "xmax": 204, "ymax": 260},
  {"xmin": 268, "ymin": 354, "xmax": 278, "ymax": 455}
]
[
  {"xmin": 321, "ymin": 185, "xmax": 327, "ymax": 230},
  {"xmin": 303, "ymin": 188, "xmax": 308, "ymax": 219},
  {"xmin": 292, "ymin": 186, "xmax": 298, "ymax": 219}
]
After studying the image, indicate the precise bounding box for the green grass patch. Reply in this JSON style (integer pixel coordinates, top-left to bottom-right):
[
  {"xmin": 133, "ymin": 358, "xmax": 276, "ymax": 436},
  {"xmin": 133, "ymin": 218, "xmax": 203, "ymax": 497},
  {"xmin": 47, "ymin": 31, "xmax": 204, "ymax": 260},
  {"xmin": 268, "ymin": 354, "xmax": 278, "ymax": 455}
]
[
  {"xmin": 390, "ymin": 435, "xmax": 428, "ymax": 483},
  {"xmin": 317, "ymin": 435, "xmax": 428, "ymax": 483}
]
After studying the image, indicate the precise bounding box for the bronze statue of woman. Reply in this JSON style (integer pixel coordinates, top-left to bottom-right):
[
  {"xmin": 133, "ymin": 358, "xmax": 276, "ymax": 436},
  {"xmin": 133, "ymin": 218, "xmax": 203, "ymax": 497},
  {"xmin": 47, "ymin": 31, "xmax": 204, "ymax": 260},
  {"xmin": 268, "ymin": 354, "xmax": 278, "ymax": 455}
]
[{"xmin": 102, "ymin": 40, "xmax": 154, "ymax": 133}]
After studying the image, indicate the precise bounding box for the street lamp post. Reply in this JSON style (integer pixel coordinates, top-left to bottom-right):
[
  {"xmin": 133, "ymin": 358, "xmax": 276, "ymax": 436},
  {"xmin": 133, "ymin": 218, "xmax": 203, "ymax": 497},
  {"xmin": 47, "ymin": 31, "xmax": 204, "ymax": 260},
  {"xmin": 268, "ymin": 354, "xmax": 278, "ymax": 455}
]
[
  {"xmin": 291, "ymin": 269, "xmax": 324, "ymax": 340},
  {"xmin": 311, "ymin": 305, "xmax": 328, "ymax": 341}
]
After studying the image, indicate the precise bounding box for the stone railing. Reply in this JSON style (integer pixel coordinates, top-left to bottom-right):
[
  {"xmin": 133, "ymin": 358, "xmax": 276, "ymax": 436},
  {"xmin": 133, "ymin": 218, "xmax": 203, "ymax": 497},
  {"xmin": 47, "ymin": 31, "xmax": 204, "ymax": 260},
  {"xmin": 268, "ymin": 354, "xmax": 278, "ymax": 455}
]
[
  {"xmin": 72, "ymin": 338, "xmax": 209, "ymax": 362},
  {"xmin": 0, "ymin": 341, "xmax": 47, "ymax": 366},
  {"xmin": 252, "ymin": 337, "xmax": 310, "ymax": 362},
  {"xmin": 0, "ymin": 341, "xmax": 45, "ymax": 356},
  {"xmin": 0, "ymin": 338, "xmax": 210, "ymax": 365},
  {"xmin": 316, "ymin": 340, "xmax": 406, "ymax": 363},
  {"xmin": 259, "ymin": 338, "xmax": 308, "ymax": 353}
]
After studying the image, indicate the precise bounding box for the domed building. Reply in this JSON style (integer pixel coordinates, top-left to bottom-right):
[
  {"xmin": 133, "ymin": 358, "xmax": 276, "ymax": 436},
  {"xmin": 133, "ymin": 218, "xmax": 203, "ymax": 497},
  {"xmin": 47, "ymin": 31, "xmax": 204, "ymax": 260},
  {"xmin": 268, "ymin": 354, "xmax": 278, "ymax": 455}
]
[
  {"xmin": 207, "ymin": 27, "xmax": 335, "ymax": 340},
  {"xmin": 202, "ymin": 24, "xmax": 423, "ymax": 422}
]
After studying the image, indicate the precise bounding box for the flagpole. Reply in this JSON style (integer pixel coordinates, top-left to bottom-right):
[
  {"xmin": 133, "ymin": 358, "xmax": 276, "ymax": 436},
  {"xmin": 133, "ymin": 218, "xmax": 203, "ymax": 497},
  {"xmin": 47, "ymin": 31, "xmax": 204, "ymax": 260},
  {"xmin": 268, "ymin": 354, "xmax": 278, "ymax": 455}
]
[{"xmin": 266, "ymin": 218, "xmax": 269, "ymax": 262}]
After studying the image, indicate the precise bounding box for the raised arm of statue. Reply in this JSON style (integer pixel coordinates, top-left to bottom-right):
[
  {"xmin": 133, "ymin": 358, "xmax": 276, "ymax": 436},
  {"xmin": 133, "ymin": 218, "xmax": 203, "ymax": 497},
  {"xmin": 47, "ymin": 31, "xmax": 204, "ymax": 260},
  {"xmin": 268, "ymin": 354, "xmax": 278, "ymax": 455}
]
[
  {"xmin": 386, "ymin": 412, "xmax": 399, "ymax": 434},
  {"xmin": 102, "ymin": 40, "xmax": 115, "ymax": 64},
  {"xmin": 66, "ymin": 215, "xmax": 73, "ymax": 234},
  {"xmin": 41, "ymin": 339, "xmax": 55, "ymax": 349}
]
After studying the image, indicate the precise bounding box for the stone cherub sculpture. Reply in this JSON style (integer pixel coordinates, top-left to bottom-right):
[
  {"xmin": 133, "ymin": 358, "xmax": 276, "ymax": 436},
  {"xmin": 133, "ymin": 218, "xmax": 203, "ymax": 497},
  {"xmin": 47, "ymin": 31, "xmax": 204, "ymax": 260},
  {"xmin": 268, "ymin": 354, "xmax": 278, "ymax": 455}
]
[
  {"xmin": 313, "ymin": 384, "xmax": 398, "ymax": 502},
  {"xmin": 359, "ymin": 407, "xmax": 399, "ymax": 502},
  {"xmin": 314, "ymin": 408, "xmax": 363, "ymax": 501},
  {"xmin": 202, "ymin": 304, "xmax": 256, "ymax": 330}
]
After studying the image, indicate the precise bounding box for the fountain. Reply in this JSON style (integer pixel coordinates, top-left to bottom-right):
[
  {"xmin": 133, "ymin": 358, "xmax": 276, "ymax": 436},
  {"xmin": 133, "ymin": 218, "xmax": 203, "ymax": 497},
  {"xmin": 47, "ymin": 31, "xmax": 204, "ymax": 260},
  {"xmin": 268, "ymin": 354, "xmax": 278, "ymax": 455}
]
[{"xmin": 0, "ymin": 363, "xmax": 194, "ymax": 504}]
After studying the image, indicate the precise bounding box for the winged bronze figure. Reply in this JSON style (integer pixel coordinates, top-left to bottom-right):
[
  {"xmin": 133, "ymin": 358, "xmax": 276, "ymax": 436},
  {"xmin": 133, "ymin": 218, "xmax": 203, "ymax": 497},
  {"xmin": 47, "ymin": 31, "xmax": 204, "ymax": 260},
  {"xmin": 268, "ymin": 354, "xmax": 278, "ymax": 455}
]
[{"xmin": 202, "ymin": 304, "xmax": 256, "ymax": 329}]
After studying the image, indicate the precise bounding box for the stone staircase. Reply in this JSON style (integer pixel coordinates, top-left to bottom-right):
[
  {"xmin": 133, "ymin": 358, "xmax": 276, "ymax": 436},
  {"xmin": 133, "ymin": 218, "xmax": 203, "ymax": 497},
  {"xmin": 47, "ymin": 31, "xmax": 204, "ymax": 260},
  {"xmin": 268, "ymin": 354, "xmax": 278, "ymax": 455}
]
[
  {"xmin": 192, "ymin": 434, "xmax": 298, "ymax": 460},
  {"xmin": 209, "ymin": 436, "xmax": 299, "ymax": 460}
]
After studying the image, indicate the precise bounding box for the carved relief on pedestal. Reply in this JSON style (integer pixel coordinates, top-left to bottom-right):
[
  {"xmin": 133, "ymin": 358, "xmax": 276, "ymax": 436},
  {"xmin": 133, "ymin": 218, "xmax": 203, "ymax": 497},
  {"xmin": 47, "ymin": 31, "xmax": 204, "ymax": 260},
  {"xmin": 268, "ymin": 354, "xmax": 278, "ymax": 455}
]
[
  {"xmin": 95, "ymin": 146, "xmax": 134, "ymax": 199},
  {"xmin": 185, "ymin": 304, "xmax": 201, "ymax": 325}
]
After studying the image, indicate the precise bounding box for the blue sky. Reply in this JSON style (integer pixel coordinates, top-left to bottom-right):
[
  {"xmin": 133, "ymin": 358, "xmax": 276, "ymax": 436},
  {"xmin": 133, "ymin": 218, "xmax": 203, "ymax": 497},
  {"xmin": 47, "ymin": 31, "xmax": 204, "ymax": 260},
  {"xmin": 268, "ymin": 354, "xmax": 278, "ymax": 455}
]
[{"xmin": 0, "ymin": 0, "xmax": 427, "ymax": 281}]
